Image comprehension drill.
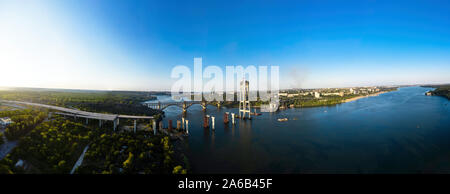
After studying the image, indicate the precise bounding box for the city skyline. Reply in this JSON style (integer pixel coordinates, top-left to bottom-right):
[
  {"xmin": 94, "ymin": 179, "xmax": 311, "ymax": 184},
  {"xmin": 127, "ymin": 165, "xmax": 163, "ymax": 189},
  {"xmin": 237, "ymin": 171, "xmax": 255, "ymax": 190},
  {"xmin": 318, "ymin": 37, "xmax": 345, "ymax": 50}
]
[{"xmin": 1, "ymin": 0, "xmax": 450, "ymax": 91}]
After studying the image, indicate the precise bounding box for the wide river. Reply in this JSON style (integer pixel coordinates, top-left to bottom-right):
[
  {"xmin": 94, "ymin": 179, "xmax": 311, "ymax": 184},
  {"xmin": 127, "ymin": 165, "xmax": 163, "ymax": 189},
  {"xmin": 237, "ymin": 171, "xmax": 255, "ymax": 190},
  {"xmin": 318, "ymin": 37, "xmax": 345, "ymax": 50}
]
[{"xmin": 148, "ymin": 87, "xmax": 450, "ymax": 173}]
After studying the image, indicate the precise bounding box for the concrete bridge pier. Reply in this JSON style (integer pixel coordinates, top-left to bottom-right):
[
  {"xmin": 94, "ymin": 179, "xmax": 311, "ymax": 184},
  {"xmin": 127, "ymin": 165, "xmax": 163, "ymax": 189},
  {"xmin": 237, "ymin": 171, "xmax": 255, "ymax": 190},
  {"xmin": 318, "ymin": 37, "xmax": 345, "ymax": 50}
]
[
  {"xmin": 99, "ymin": 120, "xmax": 102, "ymax": 128},
  {"xmin": 153, "ymin": 120, "xmax": 157, "ymax": 135},
  {"xmin": 133, "ymin": 120, "xmax": 137, "ymax": 133},
  {"xmin": 231, "ymin": 113, "xmax": 235, "ymax": 124},
  {"xmin": 217, "ymin": 101, "xmax": 221, "ymax": 108},
  {"xmin": 85, "ymin": 118, "xmax": 88, "ymax": 125},
  {"xmin": 113, "ymin": 119, "xmax": 117, "ymax": 131},
  {"xmin": 211, "ymin": 116, "xmax": 215, "ymax": 130},
  {"xmin": 182, "ymin": 117, "xmax": 185, "ymax": 129},
  {"xmin": 185, "ymin": 120, "xmax": 189, "ymax": 134},
  {"xmin": 168, "ymin": 120, "xmax": 173, "ymax": 131},
  {"xmin": 177, "ymin": 120, "xmax": 181, "ymax": 130}
]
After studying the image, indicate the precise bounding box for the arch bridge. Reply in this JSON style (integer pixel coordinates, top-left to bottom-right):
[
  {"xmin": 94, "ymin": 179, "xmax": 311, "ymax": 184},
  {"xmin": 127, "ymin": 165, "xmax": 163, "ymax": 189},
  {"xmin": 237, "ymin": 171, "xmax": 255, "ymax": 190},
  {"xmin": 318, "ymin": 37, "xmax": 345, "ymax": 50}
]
[{"xmin": 145, "ymin": 101, "xmax": 222, "ymax": 112}]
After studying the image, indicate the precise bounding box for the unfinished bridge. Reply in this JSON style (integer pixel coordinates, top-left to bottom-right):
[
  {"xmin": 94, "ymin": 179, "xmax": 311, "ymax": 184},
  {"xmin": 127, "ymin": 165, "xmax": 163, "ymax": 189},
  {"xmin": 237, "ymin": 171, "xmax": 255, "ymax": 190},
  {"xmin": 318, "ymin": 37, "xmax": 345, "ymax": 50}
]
[{"xmin": 0, "ymin": 100, "xmax": 155, "ymax": 132}]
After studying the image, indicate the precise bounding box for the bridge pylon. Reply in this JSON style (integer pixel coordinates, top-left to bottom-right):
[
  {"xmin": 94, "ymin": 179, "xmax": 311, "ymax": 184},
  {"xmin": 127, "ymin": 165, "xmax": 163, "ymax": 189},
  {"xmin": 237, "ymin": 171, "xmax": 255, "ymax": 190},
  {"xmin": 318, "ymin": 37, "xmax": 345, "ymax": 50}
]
[{"xmin": 239, "ymin": 78, "xmax": 251, "ymax": 119}]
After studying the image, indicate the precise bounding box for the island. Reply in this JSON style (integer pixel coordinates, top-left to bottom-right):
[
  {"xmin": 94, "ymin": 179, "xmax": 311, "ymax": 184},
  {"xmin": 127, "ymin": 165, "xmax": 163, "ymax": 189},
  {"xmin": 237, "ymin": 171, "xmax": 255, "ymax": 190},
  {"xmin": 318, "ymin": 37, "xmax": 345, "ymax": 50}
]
[{"xmin": 423, "ymin": 84, "xmax": 450, "ymax": 100}]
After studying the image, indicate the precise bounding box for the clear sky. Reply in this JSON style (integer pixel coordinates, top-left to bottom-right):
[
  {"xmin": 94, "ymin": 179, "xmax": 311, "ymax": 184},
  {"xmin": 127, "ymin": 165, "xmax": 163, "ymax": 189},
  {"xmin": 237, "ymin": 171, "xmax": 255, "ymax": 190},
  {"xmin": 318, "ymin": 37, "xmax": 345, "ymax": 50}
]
[{"xmin": 1, "ymin": 0, "xmax": 449, "ymax": 91}]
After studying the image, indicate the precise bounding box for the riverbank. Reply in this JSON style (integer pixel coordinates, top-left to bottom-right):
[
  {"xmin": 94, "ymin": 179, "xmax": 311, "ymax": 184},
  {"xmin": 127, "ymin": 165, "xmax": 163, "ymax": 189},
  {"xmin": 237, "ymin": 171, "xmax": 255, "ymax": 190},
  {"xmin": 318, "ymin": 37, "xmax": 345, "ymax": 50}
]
[
  {"xmin": 422, "ymin": 84, "xmax": 450, "ymax": 100},
  {"xmin": 342, "ymin": 90, "xmax": 391, "ymax": 103},
  {"xmin": 221, "ymin": 91, "xmax": 394, "ymax": 109}
]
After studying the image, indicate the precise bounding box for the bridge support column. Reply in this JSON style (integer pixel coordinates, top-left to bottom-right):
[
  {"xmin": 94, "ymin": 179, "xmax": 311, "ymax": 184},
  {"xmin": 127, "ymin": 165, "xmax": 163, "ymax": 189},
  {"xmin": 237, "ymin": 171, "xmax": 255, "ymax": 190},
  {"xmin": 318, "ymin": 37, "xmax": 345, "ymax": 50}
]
[
  {"xmin": 168, "ymin": 120, "xmax": 173, "ymax": 131},
  {"xmin": 203, "ymin": 116, "xmax": 209, "ymax": 128},
  {"xmin": 133, "ymin": 120, "xmax": 137, "ymax": 133},
  {"xmin": 182, "ymin": 117, "xmax": 185, "ymax": 129},
  {"xmin": 99, "ymin": 120, "xmax": 102, "ymax": 128},
  {"xmin": 211, "ymin": 116, "xmax": 215, "ymax": 130},
  {"xmin": 185, "ymin": 120, "xmax": 189, "ymax": 134},
  {"xmin": 113, "ymin": 119, "xmax": 117, "ymax": 131},
  {"xmin": 153, "ymin": 120, "xmax": 157, "ymax": 135},
  {"xmin": 86, "ymin": 118, "xmax": 88, "ymax": 125},
  {"xmin": 224, "ymin": 112, "xmax": 229, "ymax": 124},
  {"xmin": 117, "ymin": 118, "xmax": 120, "ymax": 125},
  {"xmin": 177, "ymin": 120, "xmax": 181, "ymax": 130},
  {"xmin": 231, "ymin": 113, "xmax": 235, "ymax": 124}
]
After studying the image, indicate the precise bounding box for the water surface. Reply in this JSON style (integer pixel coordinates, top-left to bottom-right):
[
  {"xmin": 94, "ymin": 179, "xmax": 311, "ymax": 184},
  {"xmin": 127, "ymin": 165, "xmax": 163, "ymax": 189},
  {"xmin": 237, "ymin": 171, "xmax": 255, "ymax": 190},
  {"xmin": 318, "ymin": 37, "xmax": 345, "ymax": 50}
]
[{"xmin": 149, "ymin": 87, "xmax": 450, "ymax": 173}]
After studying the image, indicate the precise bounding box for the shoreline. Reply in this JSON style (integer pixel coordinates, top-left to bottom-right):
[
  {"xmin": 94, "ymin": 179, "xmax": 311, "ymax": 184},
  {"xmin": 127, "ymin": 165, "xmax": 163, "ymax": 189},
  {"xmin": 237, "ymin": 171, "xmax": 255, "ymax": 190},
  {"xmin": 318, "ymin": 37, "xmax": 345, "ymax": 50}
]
[{"xmin": 342, "ymin": 91, "xmax": 391, "ymax": 103}]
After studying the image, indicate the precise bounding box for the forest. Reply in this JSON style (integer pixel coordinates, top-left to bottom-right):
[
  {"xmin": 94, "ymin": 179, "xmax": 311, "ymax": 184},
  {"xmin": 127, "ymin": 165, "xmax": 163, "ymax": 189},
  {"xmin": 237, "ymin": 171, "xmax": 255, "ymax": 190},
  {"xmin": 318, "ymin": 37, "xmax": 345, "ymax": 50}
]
[
  {"xmin": 0, "ymin": 102, "xmax": 186, "ymax": 174},
  {"xmin": 0, "ymin": 89, "xmax": 161, "ymax": 116},
  {"xmin": 0, "ymin": 109, "xmax": 47, "ymax": 140},
  {"xmin": 1, "ymin": 118, "xmax": 94, "ymax": 173},
  {"xmin": 76, "ymin": 131, "xmax": 187, "ymax": 174},
  {"xmin": 428, "ymin": 84, "xmax": 450, "ymax": 100}
]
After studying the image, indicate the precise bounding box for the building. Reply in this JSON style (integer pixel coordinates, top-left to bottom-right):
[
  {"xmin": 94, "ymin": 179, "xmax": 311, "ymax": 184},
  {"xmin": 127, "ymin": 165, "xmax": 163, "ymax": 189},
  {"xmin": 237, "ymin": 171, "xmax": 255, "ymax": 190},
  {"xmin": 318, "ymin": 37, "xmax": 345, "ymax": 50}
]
[
  {"xmin": 287, "ymin": 93, "xmax": 299, "ymax": 98},
  {"xmin": 322, "ymin": 92, "xmax": 341, "ymax": 96},
  {"xmin": 314, "ymin": 92, "xmax": 320, "ymax": 98},
  {"xmin": 0, "ymin": 117, "xmax": 13, "ymax": 126}
]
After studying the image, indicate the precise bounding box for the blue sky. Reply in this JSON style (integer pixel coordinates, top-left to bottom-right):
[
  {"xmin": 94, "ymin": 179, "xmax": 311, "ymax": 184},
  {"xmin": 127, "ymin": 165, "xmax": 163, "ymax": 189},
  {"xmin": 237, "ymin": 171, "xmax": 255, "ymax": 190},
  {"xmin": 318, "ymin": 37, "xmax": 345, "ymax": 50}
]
[{"xmin": 1, "ymin": 0, "xmax": 449, "ymax": 90}]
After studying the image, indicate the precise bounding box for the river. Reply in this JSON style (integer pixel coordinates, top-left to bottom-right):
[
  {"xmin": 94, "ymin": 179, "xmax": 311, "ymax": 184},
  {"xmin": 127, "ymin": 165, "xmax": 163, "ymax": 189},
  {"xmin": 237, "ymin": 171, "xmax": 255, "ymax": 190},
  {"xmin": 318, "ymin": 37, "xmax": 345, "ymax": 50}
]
[{"xmin": 147, "ymin": 87, "xmax": 450, "ymax": 173}]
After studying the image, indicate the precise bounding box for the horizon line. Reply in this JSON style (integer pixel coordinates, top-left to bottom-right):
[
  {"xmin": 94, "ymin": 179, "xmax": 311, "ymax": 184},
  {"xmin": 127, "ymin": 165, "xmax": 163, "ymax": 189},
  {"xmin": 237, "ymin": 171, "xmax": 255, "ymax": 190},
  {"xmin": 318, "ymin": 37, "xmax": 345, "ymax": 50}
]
[{"xmin": 1, "ymin": 83, "xmax": 448, "ymax": 93}]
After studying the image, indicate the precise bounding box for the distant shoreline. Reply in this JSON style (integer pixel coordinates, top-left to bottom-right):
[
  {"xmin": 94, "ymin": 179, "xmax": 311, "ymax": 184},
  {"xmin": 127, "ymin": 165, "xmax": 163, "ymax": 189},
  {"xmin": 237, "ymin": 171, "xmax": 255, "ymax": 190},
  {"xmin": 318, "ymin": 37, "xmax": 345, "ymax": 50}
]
[{"xmin": 343, "ymin": 91, "xmax": 391, "ymax": 103}]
